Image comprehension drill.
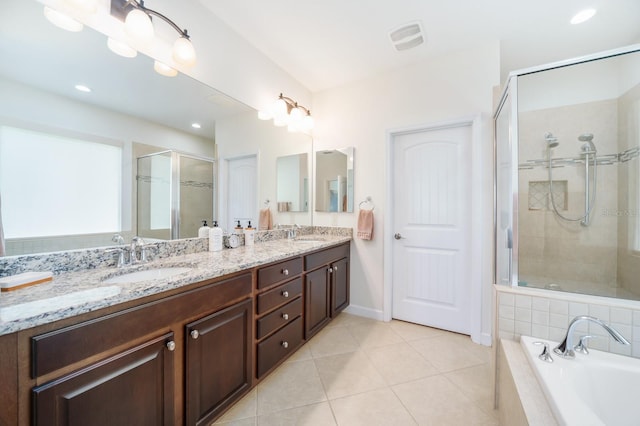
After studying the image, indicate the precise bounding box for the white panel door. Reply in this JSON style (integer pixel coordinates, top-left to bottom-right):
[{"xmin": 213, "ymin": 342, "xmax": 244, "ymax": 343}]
[
  {"xmin": 392, "ymin": 124, "xmax": 472, "ymax": 334},
  {"xmin": 226, "ymin": 155, "xmax": 257, "ymax": 231}
]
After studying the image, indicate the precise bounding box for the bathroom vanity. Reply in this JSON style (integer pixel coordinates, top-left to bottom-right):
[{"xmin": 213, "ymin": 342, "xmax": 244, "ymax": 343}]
[{"xmin": 0, "ymin": 236, "xmax": 350, "ymax": 426}]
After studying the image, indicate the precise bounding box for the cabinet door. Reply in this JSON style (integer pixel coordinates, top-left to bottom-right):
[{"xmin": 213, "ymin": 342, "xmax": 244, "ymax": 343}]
[
  {"xmin": 185, "ymin": 299, "xmax": 252, "ymax": 426},
  {"xmin": 305, "ymin": 267, "xmax": 331, "ymax": 338},
  {"xmin": 331, "ymin": 257, "xmax": 350, "ymax": 317},
  {"xmin": 32, "ymin": 333, "xmax": 175, "ymax": 426}
]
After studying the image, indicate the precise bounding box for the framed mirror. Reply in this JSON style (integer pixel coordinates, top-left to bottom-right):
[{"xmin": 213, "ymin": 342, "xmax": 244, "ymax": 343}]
[
  {"xmin": 315, "ymin": 147, "xmax": 354, "ymax": 213},
  {"xmin": 0, "ymin": 0, "xmax": 251, "ymax": 256},
  {"xmin": 276, "ymin": 153, "xmax": 309, "ymax": 213}
]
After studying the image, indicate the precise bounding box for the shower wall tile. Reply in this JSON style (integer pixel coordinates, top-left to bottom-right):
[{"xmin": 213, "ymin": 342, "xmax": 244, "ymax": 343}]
[
  {"xmin": 611, "ymin": 307, "xmax": 633, "ymax": 324},
  {"xmin": 569, "ymin": 302, "xmax": 589, "ymax": 317},
  {"xmin": 531, "ymin": 297, "xmax": 550, "ymax": 312}
]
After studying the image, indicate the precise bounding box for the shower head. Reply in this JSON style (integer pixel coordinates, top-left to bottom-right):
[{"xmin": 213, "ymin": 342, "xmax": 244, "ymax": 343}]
[
  {"xmin": 578, "ymin": 133, "xmax": 596, "ymax": 153},
  {"xmin": 545, "ymin": 132, "xmax": 559, "ymax": 148}
]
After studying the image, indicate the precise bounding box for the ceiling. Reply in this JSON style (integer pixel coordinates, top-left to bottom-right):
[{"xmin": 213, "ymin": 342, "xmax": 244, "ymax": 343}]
[{"xmin": 199, "ymin": 0, "xmax": 640, "ymax": 92}]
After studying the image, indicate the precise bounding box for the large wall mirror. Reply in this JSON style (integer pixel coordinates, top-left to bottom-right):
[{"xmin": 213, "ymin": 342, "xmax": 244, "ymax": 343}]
[
  {"xmin": 315, "ymin": 147, "xmax": 354, "ymax": 213},
  {"xmin": 514, "ymin": 49, "xmax": 640, "ymax": 300},
  {"xmin": 0, "ymin": 0, "xmax": 252, "ymax": 256}
]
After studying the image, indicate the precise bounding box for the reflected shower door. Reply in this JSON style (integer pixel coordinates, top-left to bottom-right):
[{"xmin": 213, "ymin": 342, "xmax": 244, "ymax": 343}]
[
  {"xmin": 137, "ymin": 152, "xmax": 172, "ymax": 240},
  {"xmin": 179, "ymin": 155, "xmax": 214, "ymax": 239}
]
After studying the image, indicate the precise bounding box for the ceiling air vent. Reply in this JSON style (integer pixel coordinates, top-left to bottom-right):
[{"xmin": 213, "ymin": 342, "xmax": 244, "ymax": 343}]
[{"xmin": 389, "ymin": 21, "xmax": 425, "ymax": 51}]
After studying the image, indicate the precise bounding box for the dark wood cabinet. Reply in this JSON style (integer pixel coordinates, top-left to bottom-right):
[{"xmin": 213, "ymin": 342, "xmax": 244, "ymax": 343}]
[
  {"xmin": 331, "ymin": 257, "xmax": 350, "ymax": 317},
  {"xmin": 185, "ymin": 299, "xmax": 252, "ymax": 426},
  {"xmin": 32, "ymin": 333, "xmax": 175, "ymax": 426},
  {"xmin": 304, "ymin": 266, "xmax": 331, "ymax": 338}
]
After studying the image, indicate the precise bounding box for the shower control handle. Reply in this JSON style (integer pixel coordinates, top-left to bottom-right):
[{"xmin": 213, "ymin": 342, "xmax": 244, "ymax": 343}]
[{"xmin": 394, "ymin": 233, "xmax": 403, "ymax": 240}]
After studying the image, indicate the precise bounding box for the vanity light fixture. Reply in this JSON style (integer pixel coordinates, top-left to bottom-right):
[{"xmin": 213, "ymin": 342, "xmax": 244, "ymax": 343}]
[
  {"xmin": 43, "ymin": 6, "xmax": 84, "ymax": 32},
  {"xmin": 112, "ymin": 0, "xmax": 197, "ymax": 68},
  {"xmin": 153, "ymin": 60, "xmax": 178, "ymax": 77},
  {"xmin": 258, "ymin": 94, "xmax": 314, "ymax": 133},
  {"xmin": 107, "ymin": 37, "xmax": 138, "ymax": 58}
]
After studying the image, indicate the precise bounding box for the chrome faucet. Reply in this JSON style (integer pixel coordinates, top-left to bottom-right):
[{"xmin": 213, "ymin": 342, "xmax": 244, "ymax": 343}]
[
  {"xmin": 130, "ymin": 236, "xmax": 147, "ymax": 264},
  {"xmin": 554, "ymin": 315, "xmax": 630, "ymax": 358}
]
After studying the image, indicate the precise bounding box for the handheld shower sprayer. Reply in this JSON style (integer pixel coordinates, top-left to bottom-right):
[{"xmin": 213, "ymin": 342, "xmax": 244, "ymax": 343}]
[{"xmin": 579, "ymin": 133, "xmax": 596, "ymax": 153}]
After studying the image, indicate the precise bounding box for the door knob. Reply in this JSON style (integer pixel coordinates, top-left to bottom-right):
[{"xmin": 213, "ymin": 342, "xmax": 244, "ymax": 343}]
[{"xmin": 394, "ymin": 233, "xmax": 403, "ymax": 240}]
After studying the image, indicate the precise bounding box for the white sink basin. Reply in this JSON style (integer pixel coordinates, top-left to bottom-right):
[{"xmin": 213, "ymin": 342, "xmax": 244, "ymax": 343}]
[{"xmin": 102, "ymin": 267, "xmax": 192, "ymax": 284}]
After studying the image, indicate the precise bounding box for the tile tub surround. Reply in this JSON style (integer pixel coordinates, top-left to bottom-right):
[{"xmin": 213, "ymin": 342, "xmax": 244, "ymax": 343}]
[
  {"xmin": 496, "ymin": 285, "xmax": 640, "ymax": 357},
  {"xmin": 0, "ymin": 232, "xmax": 351, "ymax": 335}
]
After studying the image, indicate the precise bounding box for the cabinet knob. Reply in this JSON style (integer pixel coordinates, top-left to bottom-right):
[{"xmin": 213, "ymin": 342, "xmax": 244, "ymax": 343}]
[
  {"xmin": 190, "ymin": 330, "xmax": 200, "ymax": 340},
  {"xmin": 166, "ymin": 341, "xmax": 176, "ymax": 351},
  {"xmin": 328, "ymin": 267, "xmax": 333, "ymax": 273},
  {"xmin": 334, "ymin": 265, "xmax": 338, "ymax": 271},
  {"xmin": 281, "ymin": 341, "xmax": 289, "ymax": 349},
  {"xmin": 282, "ymin": 313, "xmax": 289, "ymax": 320},
  {"xmin": 282, "ymin": 291, "xmax": 289, "ymax": 298},
  {"xmin": 282, "ymin": 269, "xmax": 289, "ymax": 276}
]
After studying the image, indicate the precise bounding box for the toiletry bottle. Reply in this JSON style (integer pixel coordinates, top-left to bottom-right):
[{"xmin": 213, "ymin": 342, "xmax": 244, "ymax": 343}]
[
  {"xmin": 208, "ymin": 221, "xmax": 223, "ymax": 252},
  {"xmin": 244, "ymin": 221, "xmax": 255, "ymax": 246},
  {"xmin": 198, "ymin": 220, "xmax": 211, "ymax": 238},
  {"xmin": 234, "ymin": 220, "xmax": 243, "ymax": 234}
]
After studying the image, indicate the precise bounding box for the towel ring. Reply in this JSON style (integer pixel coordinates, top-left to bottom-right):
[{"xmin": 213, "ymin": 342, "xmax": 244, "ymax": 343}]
[{"xmin": 359, "ymin": 197, "xmax": 374, "ymax": 211}]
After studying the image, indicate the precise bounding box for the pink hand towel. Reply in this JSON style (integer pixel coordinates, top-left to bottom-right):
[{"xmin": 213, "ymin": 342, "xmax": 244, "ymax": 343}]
[
  {"xmin": 357, "ymin": 209, "xmax": 374, "ymax": 240},
  {"xmin": 259, "ymin": 208, "xmax": 273, "ymax": 230}
]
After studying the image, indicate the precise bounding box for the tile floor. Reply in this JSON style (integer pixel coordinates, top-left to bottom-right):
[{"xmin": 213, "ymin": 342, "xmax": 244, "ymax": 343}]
[{"xmin": 214, "ymin": 313, "xmax": 497, "ymax": 426}]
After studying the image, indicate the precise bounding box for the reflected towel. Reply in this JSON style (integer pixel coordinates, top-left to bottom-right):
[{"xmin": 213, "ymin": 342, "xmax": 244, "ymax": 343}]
[
  {"xmin": 259, "ymin": 208, "xmax": 273, "ymax": 231},
  {"xmin": 357, "ymin": 209, "xmax": 374, "ymax": 240},
  {"xmin": 277, "ymin": 202, "xmax": 291, "ymax": 212}
]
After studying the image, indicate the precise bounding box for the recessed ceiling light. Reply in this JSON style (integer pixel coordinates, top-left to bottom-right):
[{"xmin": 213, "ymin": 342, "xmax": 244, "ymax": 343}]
[
  {"xmin": 570, "ymin": 8, "xmax": 597, "ymax": 25},
  {"xmin": 74, "ymin": 84, "xmax": 91, "ymax": 93},
  {"xmin": 191, "ymin": 123, "xmax": 202, "ymax": 129}
]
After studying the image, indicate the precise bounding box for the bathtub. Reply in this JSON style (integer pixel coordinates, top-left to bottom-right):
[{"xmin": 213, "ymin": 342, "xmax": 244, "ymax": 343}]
[{"xmin": 520, "ymin": 335, "xmax": 640, "ymax": 426}]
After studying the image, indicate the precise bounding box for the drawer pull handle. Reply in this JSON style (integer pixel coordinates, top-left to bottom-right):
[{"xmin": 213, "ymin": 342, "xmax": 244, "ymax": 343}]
[
  {"xmin": 190, "ymin": 330, "xmax": 200, "ymax": 340},
  {"xmin": 282, "ymin": 313, "xmax": 289, "ymax": 320},
  {"xmin": 282, "ymin": 269, "xmax": 289, "ymax": 276},
  {"xmin": 281, "ymin": 341, "xmax": 289, "ymax": 349},
  {"xmin": 166, "ymin": 341, "xmax": 176, "ymax": 351},
  {"xmin": 282, "ymin": 291, "xmax": 289, "ymax": 298}
]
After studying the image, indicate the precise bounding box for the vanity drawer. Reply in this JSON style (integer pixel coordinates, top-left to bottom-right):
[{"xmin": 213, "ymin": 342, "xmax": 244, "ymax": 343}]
[
  {"xmin": 257, "ymin": 316, "xmax": 303, "ymax": 378},
  {"xmin": 304, "ymin": 243, "xmax": 349, "ymax": 271},
  {"xmin": 257, "ymin": 257, "xmax": 303, "ymax": 289},
  {"xmin": 257, "ymin": 278, "xmax": 302, "ymax": 315},
  {"xmin": 256, "ymin": 297, "xmax": 302, "ymax": 340}
]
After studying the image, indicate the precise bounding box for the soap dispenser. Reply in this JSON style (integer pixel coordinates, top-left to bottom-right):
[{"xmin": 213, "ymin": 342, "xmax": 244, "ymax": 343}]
[
  {"xmin": 244, "ymin": 220, "xmax": 255, "ymax": 246},
  {"xmin": 208, "ymin": 221, "xmax": 223, "ymax": 252},
  {"xmin": 198, "ymin": 220, "xmax": 211, "ymax": 238}
]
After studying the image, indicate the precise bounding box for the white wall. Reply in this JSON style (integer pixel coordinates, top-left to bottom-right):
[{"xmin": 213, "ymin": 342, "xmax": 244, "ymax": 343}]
[{"xmin": 311, "ymin": 42, "xmax": 500, "ymax": 341}]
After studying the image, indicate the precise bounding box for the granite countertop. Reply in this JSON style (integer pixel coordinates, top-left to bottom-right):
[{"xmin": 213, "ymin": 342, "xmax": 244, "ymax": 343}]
[{"xmin": 0, "ymin": 235, "xmax": 351, "ymax": 336}]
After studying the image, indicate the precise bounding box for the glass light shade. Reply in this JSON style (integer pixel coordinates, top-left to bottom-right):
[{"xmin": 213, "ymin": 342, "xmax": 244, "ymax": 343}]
[
  {"xmin": 154, "ymin": 60, "xmax": 178, "ymax": 77},
  {"xmin": 272, "ymin": 98, "xmax": 288, "ymax": 120},
  {"xmin": 302, "ymin": 114, "xmax": 314, "ymax": 131},
  {"xmin": 172, "ymin": 37, "xmax": 197, "ymax": 67},
  {"xmin": 107, "ymin": 37, "xmax": 137, "ymax": 58},
  {"xmin": 44, "ymin": 6, "xmax": 83, "ymax": 32},
  {"xmin": 125, "ymin": 8, "xmax": 154, "ymax": 47},
  {"xmin": 289, "ymin": 106, "xmax": 303, "ymax": 123}
]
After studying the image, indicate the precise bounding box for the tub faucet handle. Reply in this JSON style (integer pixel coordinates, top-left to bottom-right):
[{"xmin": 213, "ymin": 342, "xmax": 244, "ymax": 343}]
[
  {"xmin": 533, "ymin": 341, "xmax": 554, "ymax": 363},
  {"xmin": 574, "ymin": 335, "xmax": 594, "ymax": 355}
]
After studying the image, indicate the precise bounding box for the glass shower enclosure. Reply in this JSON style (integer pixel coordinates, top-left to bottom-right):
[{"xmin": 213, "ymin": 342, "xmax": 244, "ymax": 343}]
[
  {"xmin": 494, "ymin": 44, "xmax": 640, "ymax": 300},
  {"xmin": 137, "ymin": 151, "xmax": 214, "ymax": 240}
]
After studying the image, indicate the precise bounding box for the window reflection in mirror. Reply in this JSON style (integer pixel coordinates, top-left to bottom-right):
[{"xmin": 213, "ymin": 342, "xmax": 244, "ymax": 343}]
[
  {"xmin": 315, "ymin": 147, "xmax": 354, "ymax": 213},
  {"xmin": 276, "ymin": 153, "xmax": 309, "ymax": 212}
]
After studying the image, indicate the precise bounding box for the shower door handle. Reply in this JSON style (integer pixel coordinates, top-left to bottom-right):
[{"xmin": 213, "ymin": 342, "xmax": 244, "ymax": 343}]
[{"xmin": 394, "ymin": 233, "xmax": 404, "ymax": 240}]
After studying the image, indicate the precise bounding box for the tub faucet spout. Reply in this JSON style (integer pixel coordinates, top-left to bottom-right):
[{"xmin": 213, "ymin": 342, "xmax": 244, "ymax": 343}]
[{"xmin": 554, "ymin": 315, "xmax": 630, "ymax": 359}]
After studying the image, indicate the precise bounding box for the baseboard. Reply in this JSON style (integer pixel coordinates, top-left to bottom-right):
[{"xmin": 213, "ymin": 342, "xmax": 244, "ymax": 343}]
[
  {"xmin": 343, "ymin": 304, "xmax": 384, "ymax": 321},
  {"xmin": 474, "ymin": 332, "xmax": 493, "ymax": 347}
]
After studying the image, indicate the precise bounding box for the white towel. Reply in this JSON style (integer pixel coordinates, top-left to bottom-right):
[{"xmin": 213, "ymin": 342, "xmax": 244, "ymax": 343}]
[{"xmin": 357, "ymin": 209, "xmax": 374, "ymax": 240}]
